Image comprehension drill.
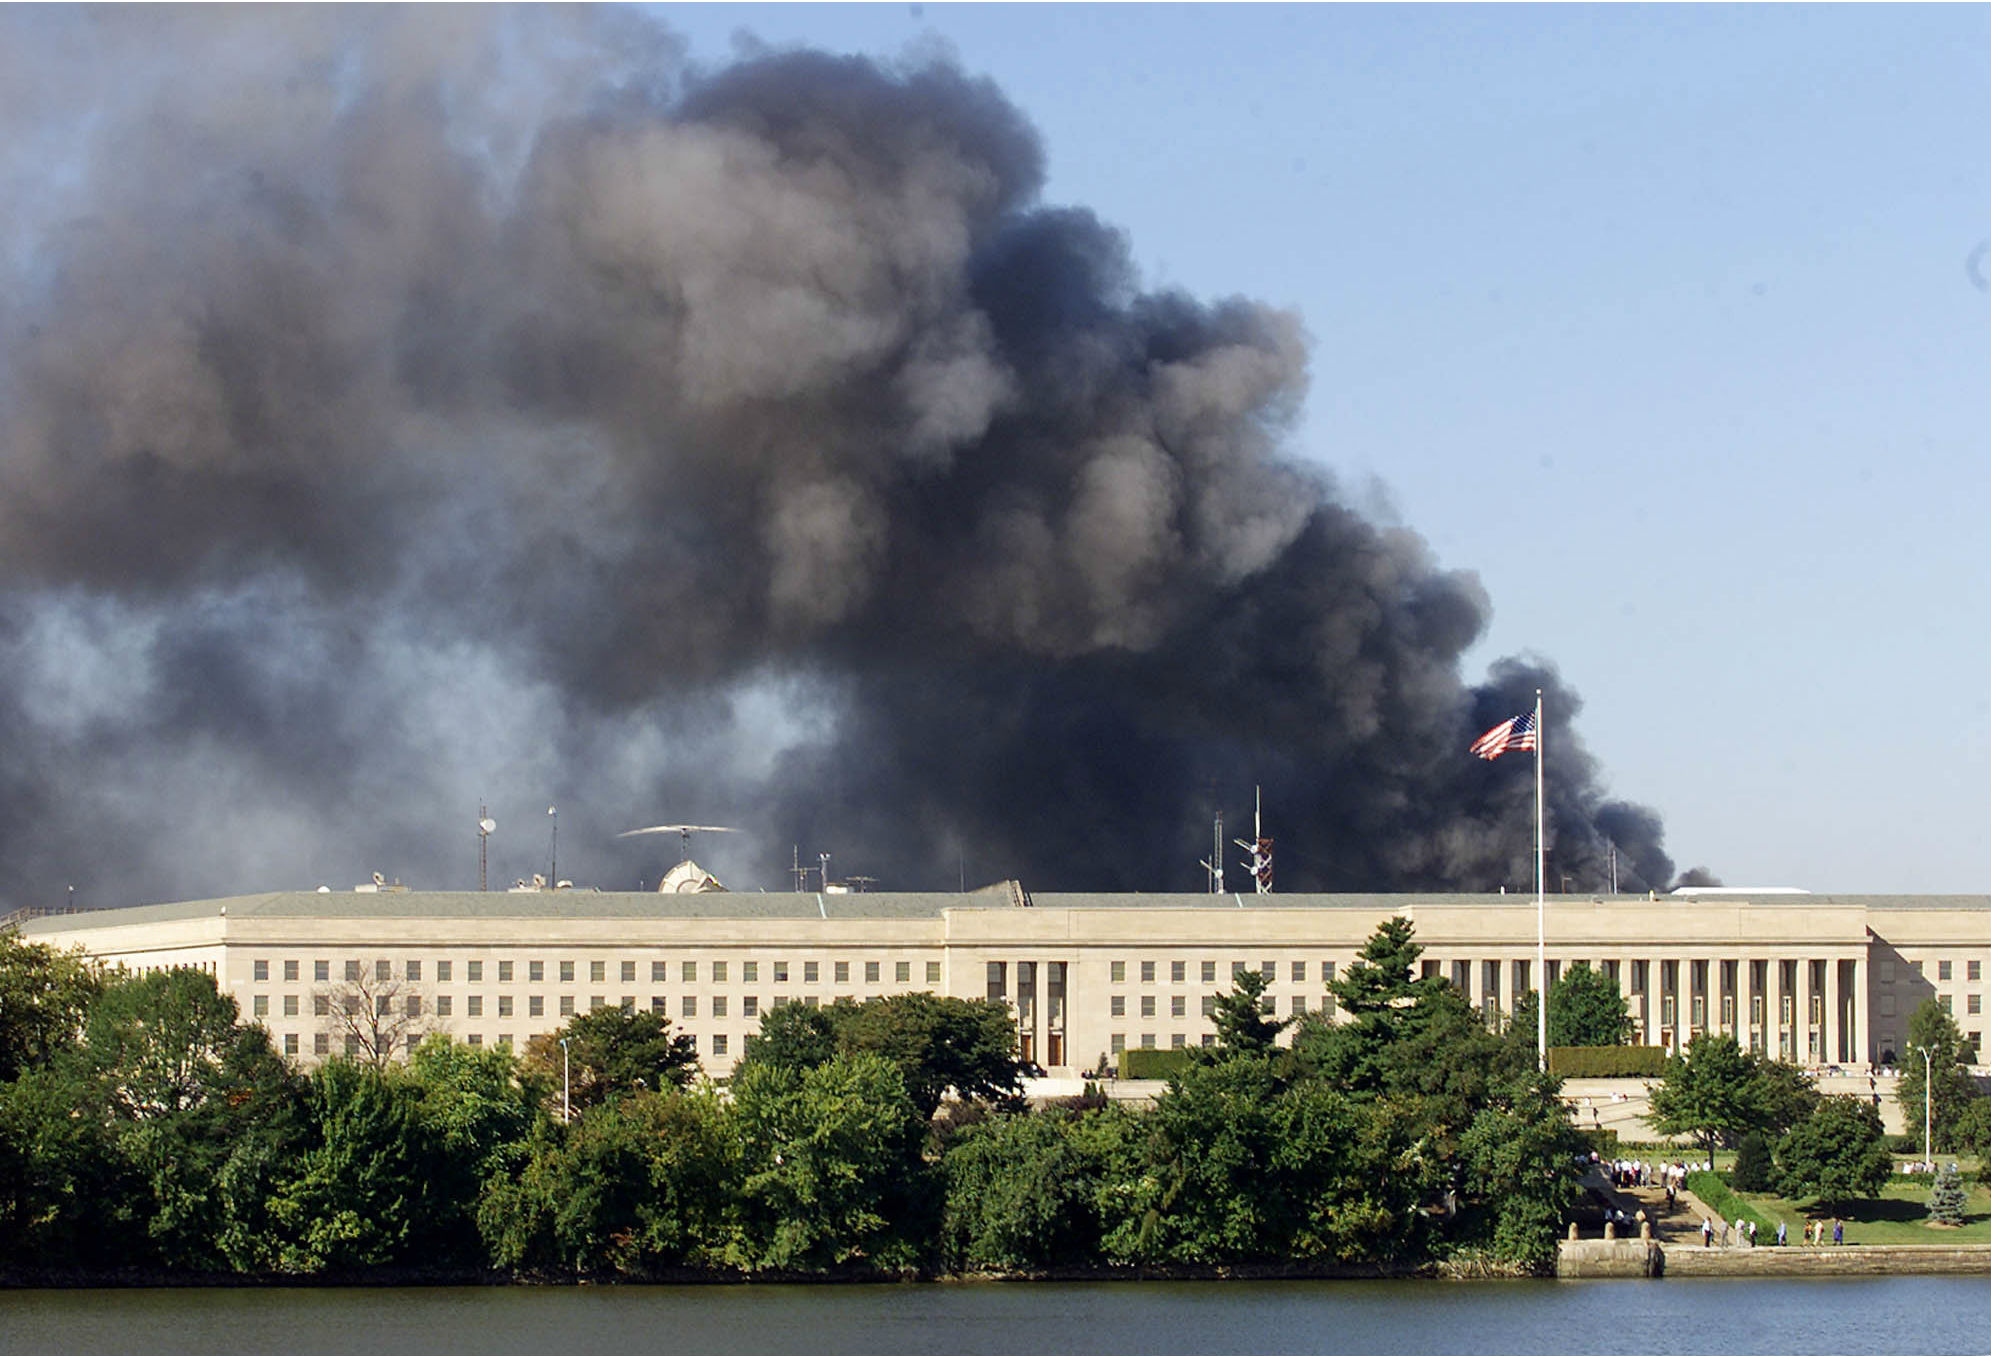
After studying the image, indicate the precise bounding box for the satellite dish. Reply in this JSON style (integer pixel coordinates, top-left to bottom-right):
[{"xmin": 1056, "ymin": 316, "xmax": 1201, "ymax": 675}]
[{"xmin": 479, "ymin": 818, "xmax": 497, "ymax": 836}]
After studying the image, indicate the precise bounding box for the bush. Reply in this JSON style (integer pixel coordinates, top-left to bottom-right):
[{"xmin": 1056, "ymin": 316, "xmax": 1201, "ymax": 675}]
[
  {"xmin": 1731, "ymin": 1131, "xmax": 1774, "ymax": 1192},
  {"xmin": 1685, "ymin": 1170, "xmax": 1778, "ymax": 1239},
  {"xmin": 1118, "ymin": 1047, "xmax": 1194, "ymax": 1080},
  {"xmin": 1927, "ymin": 1164, "xmax": 1967, "ymax": 1227},
  {"xmin": 1574, "ymin": 1127, "xmax": 1620, "ymax": 1157},
  {"xmin": 1548, "ymin": 1046, "xmax": 1667, "ymax": 1078}
]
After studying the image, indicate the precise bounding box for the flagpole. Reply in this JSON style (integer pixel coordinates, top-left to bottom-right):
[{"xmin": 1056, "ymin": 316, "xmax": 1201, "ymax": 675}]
[{"xmin": 1535, "ymin": 688, "xmax": 1547, "ymax": 1073}]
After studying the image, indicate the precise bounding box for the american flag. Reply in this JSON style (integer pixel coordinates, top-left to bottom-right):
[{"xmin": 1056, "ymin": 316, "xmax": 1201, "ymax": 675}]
[{"xmin": 1469, "ymin": 712, "xmax": 1538, "ymax": 760}]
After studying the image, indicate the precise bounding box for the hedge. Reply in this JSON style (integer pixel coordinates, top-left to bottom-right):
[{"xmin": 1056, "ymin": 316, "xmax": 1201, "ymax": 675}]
[
  {"xmin": 1119, "ymin": 1047, "xmax": 1195, "ymax": 1080},
  {"xmin": 1549, "ymin": 1045, "xmax": 1668, "ymax": 1078},
  {"xmin": 1685, "ymin": 1170, "xmax": 1781, "ymax": 1239}
]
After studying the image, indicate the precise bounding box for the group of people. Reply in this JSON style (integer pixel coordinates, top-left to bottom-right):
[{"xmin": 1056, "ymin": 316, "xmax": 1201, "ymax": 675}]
[
  {"xmin": 1599, "ymin": 1156, "xmax": 1707, "ymax": 1191},
  {"xmin": 1698, "ymin": 1214, "xmax": 1843, "ymax": 1247}
]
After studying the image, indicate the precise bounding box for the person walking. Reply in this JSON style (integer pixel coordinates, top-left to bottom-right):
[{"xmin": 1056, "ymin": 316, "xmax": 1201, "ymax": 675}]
[
  {"xmin": 1833, "ymin": 1219, "xmax": 1843, "ymax": 1246},
  {"xmin": 1702, "ymin": 1216, "xmax": 1713, "ymax": 1248},
  {"xmin": 1776, "ymin": 1220, "xmax": 1787, "ymax": 1246}
]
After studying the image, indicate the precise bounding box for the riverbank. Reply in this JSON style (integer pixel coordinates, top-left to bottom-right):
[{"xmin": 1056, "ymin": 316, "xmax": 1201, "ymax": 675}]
[{"xmin": 1556, "ymin": 1239, "xmax": 1991, "ymax": 1278}]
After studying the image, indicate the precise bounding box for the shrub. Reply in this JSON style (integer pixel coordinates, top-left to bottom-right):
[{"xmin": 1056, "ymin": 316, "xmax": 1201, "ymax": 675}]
[
  {"xmin": 1548, "ymin": 1046, "xmax": 1667, "ymax": 1079},
  {"xmin": 1731, "ymin": 1131, "xmax": 1774, "ymax": 1192},
  {"xmin": 1927, "ymin": 1164, "xmax": 1967, "ymax": 1227},
  {"xmin": 1685, "ymin": 1170, "xmax": 1777, "ymax": 1239},
  {"xmin": 1118, "ymin": 1047, "xmax": 1194, "ymax": 1080}
]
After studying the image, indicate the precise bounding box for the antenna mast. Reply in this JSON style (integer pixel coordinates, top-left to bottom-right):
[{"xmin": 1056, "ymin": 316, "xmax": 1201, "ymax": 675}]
[
  {"xmin": 477, "ymin": 807, "xmax": 497, "ymax": 892},
  {"xmin": 1234, "ymin": 785, "xmax": 1273, "ymax": 893},
  {"xmin": 1199, "ymin": 810, "xmax": 1225, "ymax": 893},
  {"xmin": 546, "ymin": 806, "xmax": 558, "ymax": 887}
]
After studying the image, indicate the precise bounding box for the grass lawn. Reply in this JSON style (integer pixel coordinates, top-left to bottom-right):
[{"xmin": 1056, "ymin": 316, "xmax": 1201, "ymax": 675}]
[{"xmin": 1730, "ymin": 1160, "xmax": 1991, "ymax": 1246}]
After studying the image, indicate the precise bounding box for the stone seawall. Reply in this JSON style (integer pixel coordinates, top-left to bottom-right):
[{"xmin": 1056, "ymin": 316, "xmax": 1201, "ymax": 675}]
[
  {"xmin": 1659, "ymin": 1243, "xmax": 1991, "ymax": 1277},
  {"xmin": 1557, "ymin": 1240, "xmax": 1664, "ymax": 1278}
]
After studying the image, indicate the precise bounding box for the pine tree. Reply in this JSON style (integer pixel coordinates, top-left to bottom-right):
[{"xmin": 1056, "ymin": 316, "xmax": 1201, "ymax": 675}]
[
  {"xmin": 1731, "ymin": 1130, "xmax": 1774, "ymax": 1192},
  {"xmin": 1926, "ymin": 1163, "xmax": 1967, "ymax": 1227}
]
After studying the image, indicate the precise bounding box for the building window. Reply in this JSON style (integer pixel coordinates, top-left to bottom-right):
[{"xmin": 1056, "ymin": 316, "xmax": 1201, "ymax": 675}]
[
  {"xmin": 1968, "ymin": 960, "xmax": 1981, "ymax": 982},
  {"xmin": 437, "ymin": 961, "xmax": 453, "ymax": 982},
  {"xmin": 467, "ymin": 996, "xmax": 482, "ymax": 1018},
  {"xmin": 252, "ymin": 995, "xmax": 269, "ymax": 1017},
  {"xmin": 529, "ymin": 961, "xmax": 544, "ymax": 982},
  {"xmin": 529, "ymin": 996, "xmax": 543, "ymax": 1017},
  {"xmin": 743, "ymin": 962, "xmax": 759, "ymax": 983},
  {"xmin": 497, "ymin": 1036, "xmax": 512, "ymax": 1052},
  {"xmin": 712, "ymin": 996, "xmax": 728, "ymax": 1019},
  {"xmin": 865, "ymin": 961, "xmax": 880, "ymax": 983},
  {"xmin": 1140, "ymin": 996, "xmax": 1156, "ymax": 1018},
  {"xmin": 1141, "ymin": 1034, "xmax": 1156, "ymax": 1049},
  {"xmin": 467, "ymin": 1034, "xmax": 482, "ymax": 1047},
  {"xmin": 1291, "ymin": 961, "xmax": 1306, "ymax": 983},
  {"xmin": 314, "ymin": 994, "xmax": 330, "ymax": 1017},
  {"xmin": 1322, "ymin": 961, "xmax": 1337, "ymax": 983},
  {"xmin": 804, "ymin": 961, "xmax": 819, "ymax": 983},
  {"xmin": 1882, "ymin": 994, "xmax": 1897, "ymax": 1017},
  {"xmin": 926, "ymin": 961, "xmax": 942, "ymax": 984},
  {"xmin": 376, "ymin": 995, "xmax": 391, "ymax": 1017},
  {"xmin": 621, "ymin": 961, "xmax": 637, "ymax": 983},
  {"xmin": 559, "ymin": 996, "xmax": 575, "ymax": 1017},
  {"xmin": 744, "ymin": 996, "xmax": 759, "ymax": 1019},
  {"xmin": 460, "ymin": 960, "xmax": 478, "ymax": 983},
  {"xmin": 315, "ymin": 960, "xmax": 330, "ymax": 982},
  {"xmin": 406, "ymin": 960, "xmax": 422, "ymax": 982},
  {"xmin": 651, "ymin": 961, "xmax": 667, "ymax": 982},
  {"xmin": 437, "ymin": 996, "xmax": 453, "ymax": 1017},
  {"xmin": 652, "ymin": 996, "xmax": 667, "ymax": 1014},
  {"xmin": 775, "ymin": 962, "xmax": 790, "ymax": 984},
  {"xmin": 376, "ymin": 960, "xmax": 391, "ymax": 982},
  {"xmin": 1967, "ymin": 995, "xmax": 1981, "ymax": 1016},
  {"xmin": 284, "ymin": 1033, "xmax": 299, "ymax": 1056},
  {"xmin": 590, "ymin": 960, "xmax": 606, "ymax": 983},
  {"xmin": 498, "ymin": 996, "xmax": 513, "ymax": 1018},
  {"xmin": 1201, "ymin": 994, "xmax": 1217, "ymax": 1018},
  {"xmin": 713, "ymin": 1034, "xmax": 729, "ymax": 1057},
  {"xmin": 346, "ymin": 960, "xmax": 361, "ymax": 982},
  {"xmin": 835, "ymin": 961, "xmax": 851, "ymax": 984},
  {"xmin": 1322, "ymin": 994, "xmax": 1337, "ymax": 1018},
  {"xmin": 283, "ymin": 995, "xmax": 298, "ymax": 1017},
  {"xmin": 559, "ymin": 961, "xmax": 575, "ymax": 983},
  {"xmin": 712, "ymin": 961, "xmax": 728, "ymax": 983},
  {"xmin": 1111, "ymin": 996, "xmax": 1126, "ymax": 1017},
  {"xmin": 1140, "ymin": 961, "xmax": 1155, "ymax": 983},
  {"xmin": 1691, "ymin": 996, "xmax": 1705, "ymax": 1028},
  {"xmin": 1202, "ymin": 961, "xmax": 1217, "ymax": 983},
  {"xmin": 283, "ymin": 960, "xmax": 299, "ymax": 982},
  {"xmin": 1110, "ymin": 1034, "xmax": 1125, "ymax": 1054},
  {"xmin": 405, "ymin": 995, "xmax": 421, "ymax": 1019},
  {"xmin": 315, "ymin": 1033, "xmax": 330, "ymax": 1056},
  {"xmin": 620, "ymin": 996, "xmax": 634, "ymax": 1012},
  {"xmin": 803, "ymin": 996, "xmax": 819, "ymax": 1009},
  {"xmin": 895, "ymin": 961, "xmax": 910, "ymax": 983},
  {"xmin": 1110, "ymin": 961, "xmax": 1126, "ymax": 983},
  {"xmin": 1171, "ymin": 960, "xmax": 1186, "ymax": 983},
  {"xmin": 1261, "ymin": 960, "xmax": 1275, "ymax": 980},
  {"xmin": 1939, "ymin": 960, "xmax": 1953, "ymax": 981},
  {"xmin": 253, "ymin": 960, "xmax": 269, "ymax": 981},
  {"xmin": 682, "ymin": 996, "xmax": 697, "ymax": 1018},
  {"xmin": 1172, "ymin": 1033, "xmax": 1187, "ymax": 1049},
  {"xmin": 1171, "ymin": 995, "xmax": 1186, "ymax": 1018},
  {"xmin": 1292, "ymin": 995, "xmax": 1307, "ymax": 1016},
  {"xmin": 498, "ymin": 960, "xmax": 513, "ymax": 983},
  {"xmin": 345, "ymin": 1034, "xmax": 361, "ymax": 1056},
  {"xmin": 590, "ymin": 996, "xmax": 606, "ymax": 1011}
]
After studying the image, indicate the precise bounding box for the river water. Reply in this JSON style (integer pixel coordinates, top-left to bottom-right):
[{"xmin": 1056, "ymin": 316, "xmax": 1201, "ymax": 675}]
[{"xmin": 2, "ymin": 1277, "xmax": 1986, "ymax": 1356}]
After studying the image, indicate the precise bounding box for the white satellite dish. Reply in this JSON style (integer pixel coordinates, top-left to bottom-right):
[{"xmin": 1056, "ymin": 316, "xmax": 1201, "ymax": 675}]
[{"xmin": 479, "ymin": 817, "xmax": 497, "ymax": 836}]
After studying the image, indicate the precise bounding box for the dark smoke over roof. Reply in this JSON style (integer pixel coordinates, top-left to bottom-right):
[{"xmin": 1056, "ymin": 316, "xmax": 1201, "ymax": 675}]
[{"xmin": 0, "ymin": 10, "xmax": 1688, "ymax": 906}]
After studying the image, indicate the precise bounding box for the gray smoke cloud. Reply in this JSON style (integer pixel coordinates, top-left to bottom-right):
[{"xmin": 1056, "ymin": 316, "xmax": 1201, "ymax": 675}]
[{"xmin": 0, "ymin": 9, "xmax": 1687, "ymax": 907}]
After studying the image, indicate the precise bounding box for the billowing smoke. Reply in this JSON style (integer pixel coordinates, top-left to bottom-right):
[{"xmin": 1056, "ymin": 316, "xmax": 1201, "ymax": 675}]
[{"xmin": 0, "ymin": 10, "xmax": 1687, "ymax": 906}]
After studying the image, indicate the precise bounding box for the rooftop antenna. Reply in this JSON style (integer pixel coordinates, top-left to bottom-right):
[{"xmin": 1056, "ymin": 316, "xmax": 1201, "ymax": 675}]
[
  {"xmin": 819, "ymin": 851, "xmax": 832, "ymax": 889},
  {"xmin": 618, "ymin": 823, "xmax": 741, "ymax": 866},
  {"xmin": 1606, "ymin": 839, "xmax": 1620, "ymax": 895},
  {"xmin": 1234, "ymin": 785, "xmax": 1273, "ymax": 894},
  {"xmin": 547, "ymin": 806, "xmax": 558, "ymax": 889},
  {"xmin": 477, "ymin": 807, "xmax": 497, "ymax": 892},
  {"xmin": 1199, "ymin": 809, "xmax": 1225, "ymax": 894},
  {"xmin": 792, "ymin": 845, "xmax": 809, "ymax": 893}
]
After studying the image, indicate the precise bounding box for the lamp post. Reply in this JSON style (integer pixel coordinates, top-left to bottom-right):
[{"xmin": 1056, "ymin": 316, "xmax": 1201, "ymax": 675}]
[
  {"xmin": 560, "ymin": 1037, "xmax": 571, "ymax": 1125},
  {"xmin": 1921, "ymin": 1045, "xmax": 1932, "ymax": 1165}
]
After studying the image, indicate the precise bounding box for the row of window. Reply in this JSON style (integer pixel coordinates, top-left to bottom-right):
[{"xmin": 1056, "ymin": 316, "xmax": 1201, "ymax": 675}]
[
  {"xmin": 1108, "ymin": 993, "xmax": 1333, "ymax": 1019},
  {"xmin": 277, "ymin": 1031, "xmax": 738, "ymax": 1059},
  {"xmin": 252, "ymin": 992, "xmax": 776, "ymax": 1021},
  {"xmin": 1109, "ymin": 960, "xmax": 1339, "ymax": 985},
  {"xmin": 1879, "ymin": 958, "xmax": 1982, "ymax": 984},
  {"xmin": 250, "ymin": 957, "xmax": 945, "ymax": 985}
]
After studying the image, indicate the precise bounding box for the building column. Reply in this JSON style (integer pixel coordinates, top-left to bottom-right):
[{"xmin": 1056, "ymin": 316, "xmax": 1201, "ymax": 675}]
[
  {"xmin": 1821, "ymin": 959, "xmax": 1842, "ymax": 1066},
  {"xmin": 1851, "ymin": 956, "xmax": 1870, "ymax": 1068},
  {"xmin": 1768, "ymin": 958, "xmax": 1788, "ymax": 1062}
]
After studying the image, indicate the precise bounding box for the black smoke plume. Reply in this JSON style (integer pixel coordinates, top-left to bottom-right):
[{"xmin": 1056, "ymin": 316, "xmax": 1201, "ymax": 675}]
[{"xmin": 0, "ymin": 10, "xmax": 1686, "ymax": 906}]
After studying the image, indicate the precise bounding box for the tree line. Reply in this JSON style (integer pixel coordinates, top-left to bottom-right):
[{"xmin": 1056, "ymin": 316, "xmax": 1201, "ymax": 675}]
[{"xmin": 3, "ymin": 921, "xmax": 1584, "ymax": 1279}]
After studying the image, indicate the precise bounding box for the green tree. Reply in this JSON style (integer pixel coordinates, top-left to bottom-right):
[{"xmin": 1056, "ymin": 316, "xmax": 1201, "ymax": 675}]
[
  {"xmin": 1731, "ymin": 1130, "xmax": 1774, "ymax": 1192},
  {"xmin": 738, "ymin": 1000, "xmax": 838, "ymax": 1074},
  {"xmin": 1546, "ymin": 963, "xmax": 1633, "ymax": 1047},
  {"xmin": 940, "ymin": 1106, "xmax": 1132, "ymax": 1272},
  {"xmin": 1649, "ymin": 1034, "xmax": 1771, "ymax": 1155},
  {"xmin": 1774, "ymin": 1096, "xmax": 1891, "ymax": 1211},
  {"xmin": 1293, "ymin": 916, "xmax": 1437, "ymax": 1093},
  {"xmin": 1926, "ymin": 1163, "xmax": 1967, "ymax": 1227},
  {"xmin": 0, "ymin": 1064, "xmax": 142, "ymax": 1270},
  {"xmin": 827, "ymin": 993, "xmax": 1024, "ymax": 1118},
  {"xmin": 730, "ymin": 1052, "xmax": 931, "ymax": 1272},
  {"xmin": 1203, "ymin": 968, "xmax": 1288, "ymax": 1061},
  {"xmin": 478, "ymin": 1087, "xmax": 737, "ymax": 1274},
  {"xmin": 522, "ymin": 1006, "xmax": 698, "ymax": 1115},
  {"xmin": 1896, "ymin": 999, "xmax": 1982, "ymax": 1153},
  {"xmin": 0, "ymin": 934, "xmax": 102, "ymax": 1082}
]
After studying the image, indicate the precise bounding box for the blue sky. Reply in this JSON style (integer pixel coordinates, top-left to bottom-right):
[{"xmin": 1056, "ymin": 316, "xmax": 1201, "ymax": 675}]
[{"xmin": 661, "ymin": 4, "xmax": 1989, "ymax": 893}]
